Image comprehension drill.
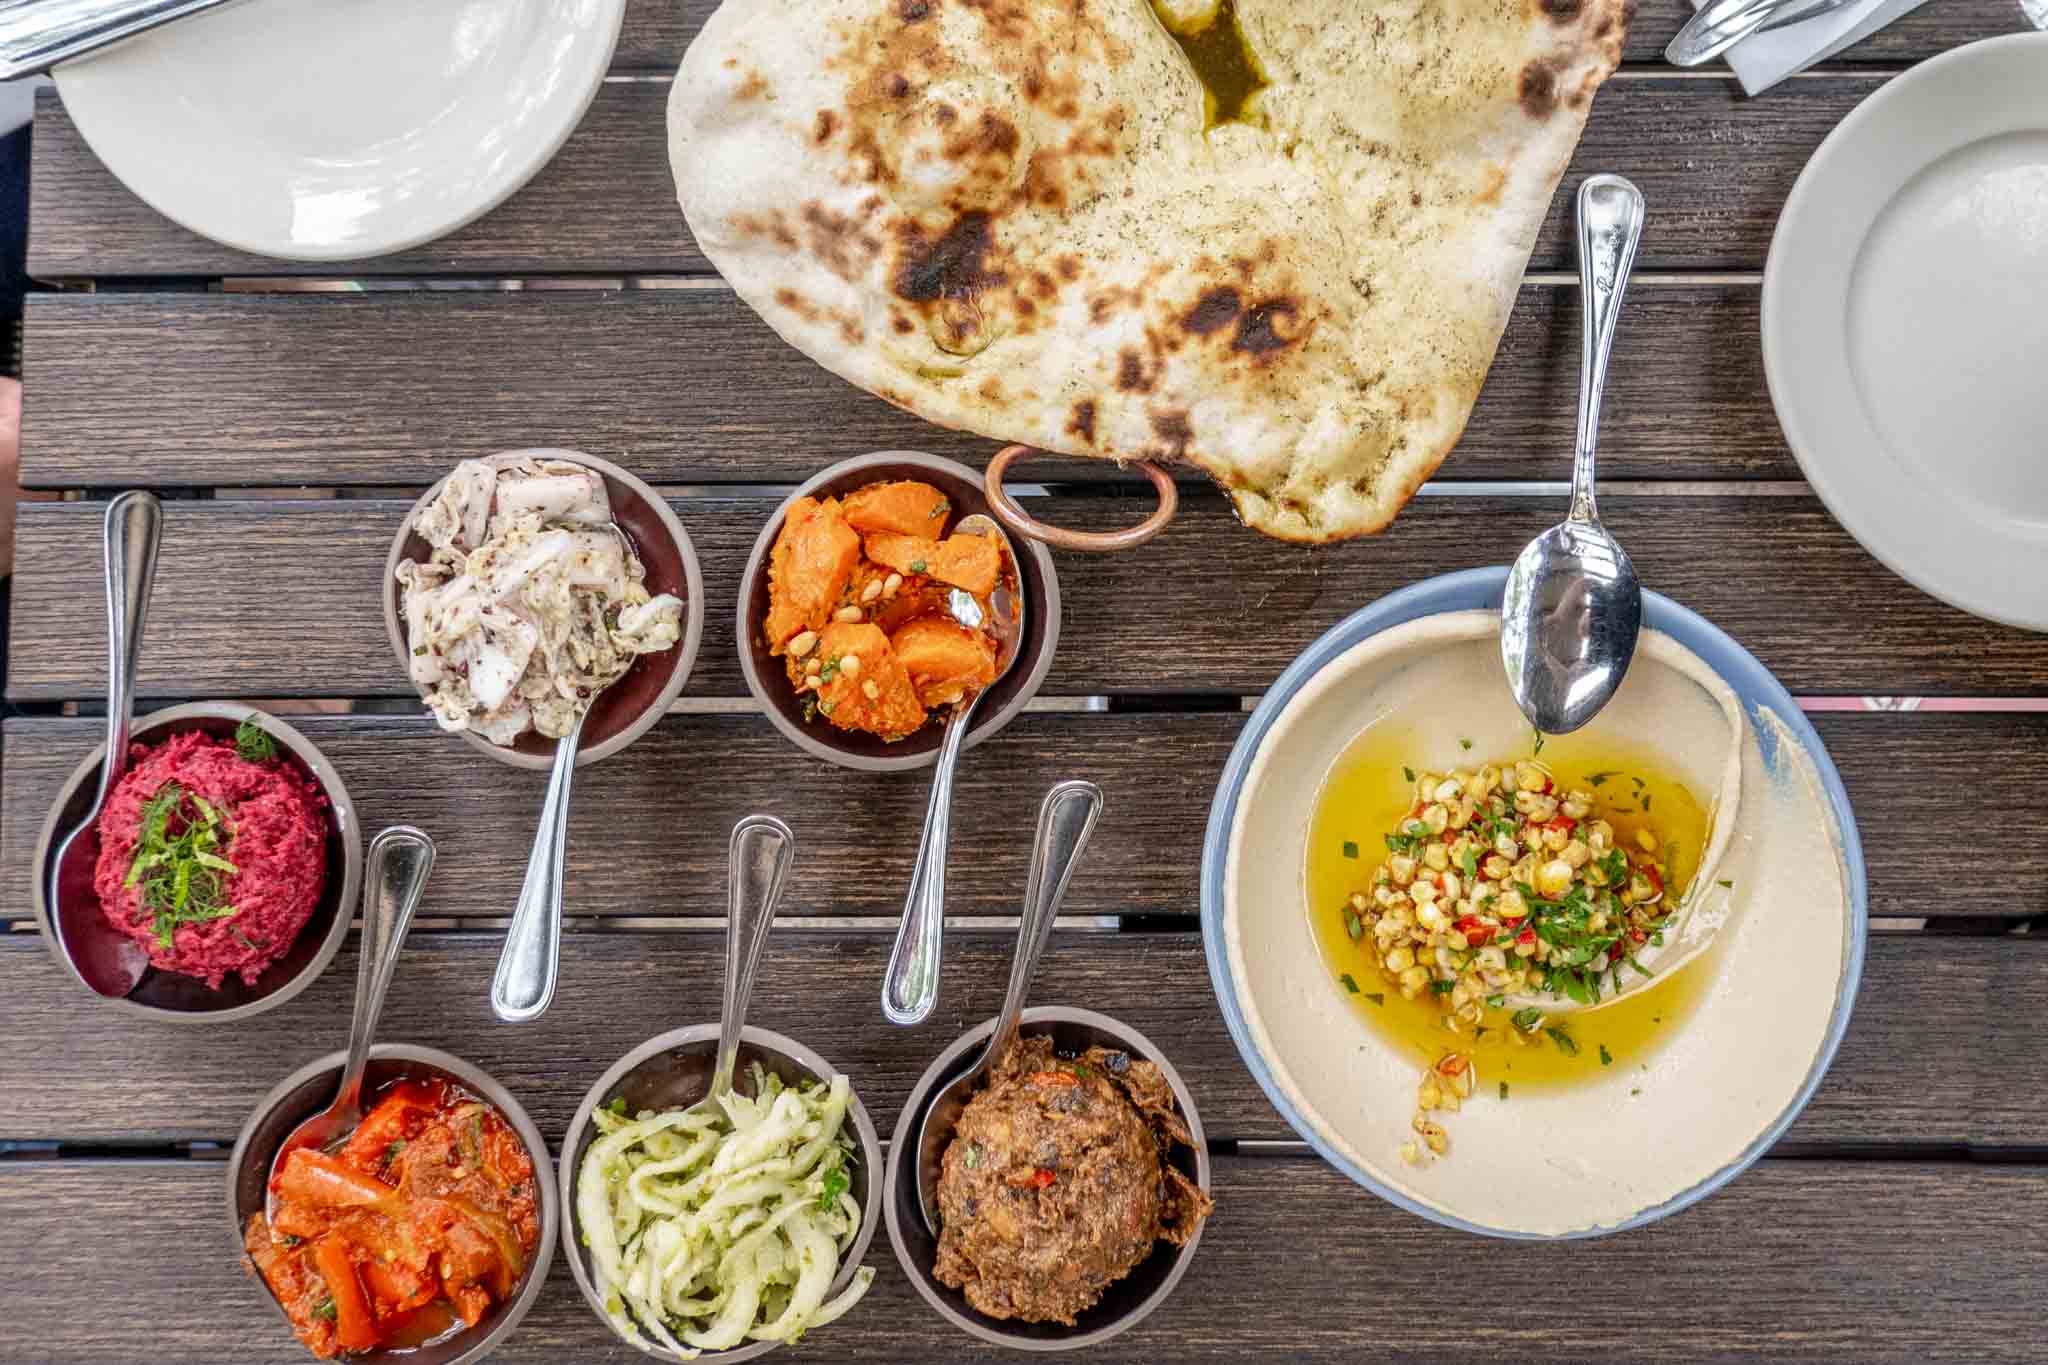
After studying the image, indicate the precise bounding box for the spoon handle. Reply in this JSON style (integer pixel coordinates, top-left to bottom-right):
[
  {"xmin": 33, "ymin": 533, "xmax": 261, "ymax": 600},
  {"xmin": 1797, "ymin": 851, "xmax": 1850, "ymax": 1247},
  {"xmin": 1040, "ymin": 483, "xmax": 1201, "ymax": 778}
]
[
  {"xmin": 1569, "ymin": 175, "xmax": 1646, "ymax": 527},
  {"xmin": 491, "ymin": 719, "xmax": 583, "ymax": 1024},
  {"xmin": 0, "ymin": 0, "xmax": 242, "ymax": 80},
  {"xmin": 711, "ymin": 815, "xmax": 795, "ymax": 1101},
  {"xmin": 337, "ymin": 827, "xmax": 435, "ymax": 1114},
  {"xmin": 985, "ymin": 781, "xmax": 1104, "ymax": 1070},
  {"xmin": 94, "ymin": 491, "xmax": 161, "ymax": 807},
  {"xmin": 881, "ymin": 704, "xmax": 977, "ymax": 1025}
]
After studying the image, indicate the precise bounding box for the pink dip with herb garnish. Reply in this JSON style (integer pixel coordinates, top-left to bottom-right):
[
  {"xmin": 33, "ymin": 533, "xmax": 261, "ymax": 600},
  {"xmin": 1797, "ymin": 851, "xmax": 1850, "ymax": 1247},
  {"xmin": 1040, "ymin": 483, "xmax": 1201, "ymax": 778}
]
[{"xmin": 90, "ymin": 727, "xmax": 328, "ymax": 988}]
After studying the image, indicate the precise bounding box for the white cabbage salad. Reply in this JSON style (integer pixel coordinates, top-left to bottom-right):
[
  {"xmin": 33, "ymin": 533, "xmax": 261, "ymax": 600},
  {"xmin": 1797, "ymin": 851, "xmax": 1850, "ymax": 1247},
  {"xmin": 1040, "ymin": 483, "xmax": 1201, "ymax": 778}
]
[
  {"xmin": 397, "ymin": 456, "xmax": 684, "ymax": 744},
  {"xmin": 576, "ymin": 1068, "xmax": 874, "ymax": 1356}
]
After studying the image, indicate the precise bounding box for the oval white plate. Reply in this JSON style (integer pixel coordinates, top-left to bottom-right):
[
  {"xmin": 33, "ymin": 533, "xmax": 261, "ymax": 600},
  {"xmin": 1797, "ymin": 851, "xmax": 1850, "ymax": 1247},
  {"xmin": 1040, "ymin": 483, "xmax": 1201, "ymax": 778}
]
[
  {"xmin": 1763, "ymin": 33, "xmax": 2048, "ymax": 630},
  {"xmin": 54, "ymin": 0, "xmax": 626, "ymax": 263}
]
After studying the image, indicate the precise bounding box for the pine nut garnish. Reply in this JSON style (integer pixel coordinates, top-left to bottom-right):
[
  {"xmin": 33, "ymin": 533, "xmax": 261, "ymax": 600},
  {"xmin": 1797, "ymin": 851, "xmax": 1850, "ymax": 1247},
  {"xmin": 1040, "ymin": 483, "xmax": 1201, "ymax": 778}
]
[
  {"xmin": 788, "ymin": 630, "xmax": 817, "ymax": 657},
  {"xmin": 860, "ymin": 579, "xmax": 883, "ymax": 603},
  {"xmin": 883, "ymin": 573, "xmax": 903, "ymax": 595},
  {"xmin": 834, "ymin": 605, "xmax": 863, "ymax": 624},
  {"xmin": 861, "ymin": 680, "xmax": 880, "ymax": 700},
  {"xmin": 839, "ymin": 654, "xmax": 860, "ymax": 676}
]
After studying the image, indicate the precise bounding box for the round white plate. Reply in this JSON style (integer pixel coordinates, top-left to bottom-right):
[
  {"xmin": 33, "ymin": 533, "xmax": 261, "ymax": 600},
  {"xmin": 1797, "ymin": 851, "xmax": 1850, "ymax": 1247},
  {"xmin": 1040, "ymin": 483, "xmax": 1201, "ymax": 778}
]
[
  {"xmin": 54, "ymin": 0, "xmax": 626, "ymax": 263},
  {"xmin": 1763, "ymin": 33, "xmax": 2048, "ymax": 631}
]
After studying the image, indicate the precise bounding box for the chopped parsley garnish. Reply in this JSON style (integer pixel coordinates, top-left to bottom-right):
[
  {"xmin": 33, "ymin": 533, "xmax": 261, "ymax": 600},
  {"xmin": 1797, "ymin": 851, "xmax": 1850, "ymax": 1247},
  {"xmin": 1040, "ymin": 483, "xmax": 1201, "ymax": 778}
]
[
  {"xmin": 383, "ymin": 1140, "xmax": 406, "ymax": 1165},
  {"xmin": 1460, "ymin": 738, "xmax": 1473, "ymax": 750},
  {"xmin": 312, "ymin": 1299, "xmax": 337, "ymax": 1322},
  {"xmin": 1457, "ymin": 846, "xmax": 1479, "ymax": 878},
  {"xmin": 817, "ymin": 1155, "xmax": 850, "ymax": 1211},
  {"xmin": 1532, "ymin": 730, "xmax": 1546, "ymax": 754},
  {"xmin": 1716, "ymin": 879, "xmax": 1733, "ymax": 889},
  {"xmin": 1402, "ymin": 766, "xmax": 1416, "ymax": 783},
  {"xmin": 1428, "ymin": 979, "xmax": 1455, "ymax": 995},
  {"xmin": 1344, "ymin": 909, "xmax": 1364, "ymax": 941},
  {"xmin": 909, "ymin": 559, "xmax": 928, "ymax": 573},
  {"xmin": 1641, "ymin": 794, "xmax": 1653, "ymax": 811},
  {"xmin": 1599, "ymin": 1044, "xmax": 1614, "ymax": 1067},
  {"xmin": 1586, "ymin": 770, "xmax": 1618, "ymax": 787},
  {"xmin": 124, "ymin": 783, "xmax": 240, "ymax": 948},
  {"xmin": 1364, "ymin": 992, "xmax": 1385, "ymax": 1006},
  {"xmin": 1546, "ymin": 1025, "xmax": 1580, "ymax": 1057},
  {"xmin": 1341, "ymin": 840, "xmax": 1359, "ymax": 859},
  {"xmin": 1339, "ymin": 973, "xmax": 1361, "ymax": 994},
  {"xmin": 233, "ymin": 717, "xmax": 276, "ymax": 763},
  {"xmin": 1511, "ymin": 1007, "xmax": 1544, "ymax": 1033},
  {"xmin": 1384, "ymin": 831, "xmax": 1423, "ymax": 855},
  {"xmin": 1484, "ymin": 993, "xmax": 1505, "ymax": 1009},
  {"xmin": 1498, "ymin": 1082, "xmax": 1509, "ymax": 1100},
  {"xmin": 607, "ymin": 1096, "xmax": 629, "ymax": 1116}
]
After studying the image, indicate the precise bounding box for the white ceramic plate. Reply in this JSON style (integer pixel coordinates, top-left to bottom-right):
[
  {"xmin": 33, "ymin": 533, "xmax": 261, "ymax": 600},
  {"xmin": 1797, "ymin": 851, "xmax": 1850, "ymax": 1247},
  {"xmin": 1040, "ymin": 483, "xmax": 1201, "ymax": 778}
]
[
  {"xmin": 54, "ymin": 0, "xmax": 626, "ymax": 263},
  {"xmin": 1763, "ymin": 33, "xmax": 2048, "ymax": 630}
]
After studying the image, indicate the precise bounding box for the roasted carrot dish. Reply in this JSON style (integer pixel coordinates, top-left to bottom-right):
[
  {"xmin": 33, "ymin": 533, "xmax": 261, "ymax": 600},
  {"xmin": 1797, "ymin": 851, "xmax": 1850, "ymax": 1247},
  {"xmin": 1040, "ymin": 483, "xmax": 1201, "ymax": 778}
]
[
  {"xmin": 243, "ymin": 1078, "xmax": 542, "ymax": 1359},
  {"xmin": 762, "ymin": 479, "xmax": 1007, "ymax": 740}
]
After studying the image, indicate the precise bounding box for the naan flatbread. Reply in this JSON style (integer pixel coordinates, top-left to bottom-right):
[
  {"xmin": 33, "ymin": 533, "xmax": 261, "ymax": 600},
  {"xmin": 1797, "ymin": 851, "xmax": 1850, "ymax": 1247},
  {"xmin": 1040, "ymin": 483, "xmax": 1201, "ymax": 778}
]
[{"xmin": 669, "ymin": 0, "xmax": 1628, "ymax": 542}]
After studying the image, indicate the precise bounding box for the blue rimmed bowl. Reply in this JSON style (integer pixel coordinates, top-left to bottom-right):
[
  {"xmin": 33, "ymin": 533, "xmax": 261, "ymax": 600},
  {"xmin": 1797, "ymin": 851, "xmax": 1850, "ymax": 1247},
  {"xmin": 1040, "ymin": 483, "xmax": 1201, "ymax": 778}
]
[{"xmin": 1200, "ymin": 568, "xmax": 1866, "ymax": 1239}]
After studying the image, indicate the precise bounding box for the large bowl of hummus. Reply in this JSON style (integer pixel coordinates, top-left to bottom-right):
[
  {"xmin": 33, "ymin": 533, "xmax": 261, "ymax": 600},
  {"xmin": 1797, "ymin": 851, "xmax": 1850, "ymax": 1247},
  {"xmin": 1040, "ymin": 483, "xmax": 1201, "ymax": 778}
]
[
  {"xmin": 1201, "ymin": 568, "xmax": 1866, "ymax": 1238},
  {"xmin": 33, "ymin": 702, "xmax": 363, "ymax": 1022}
]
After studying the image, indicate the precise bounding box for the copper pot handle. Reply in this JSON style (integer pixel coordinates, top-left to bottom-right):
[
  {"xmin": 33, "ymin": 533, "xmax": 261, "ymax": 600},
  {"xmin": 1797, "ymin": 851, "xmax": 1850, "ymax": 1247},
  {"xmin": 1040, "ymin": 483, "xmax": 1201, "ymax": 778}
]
[{"xmin": 982, "ymin": 445, "xmax": 1178, "ymax": 552}]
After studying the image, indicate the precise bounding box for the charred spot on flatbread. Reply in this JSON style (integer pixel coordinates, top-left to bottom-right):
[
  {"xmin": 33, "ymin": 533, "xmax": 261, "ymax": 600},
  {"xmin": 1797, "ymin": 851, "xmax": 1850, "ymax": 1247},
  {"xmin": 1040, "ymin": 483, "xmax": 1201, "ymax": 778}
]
[
  {"xmin": 1069, "ymin": 399, "xmax": 1098, "ymax": 444},
  {"xmin": 1518, "ymin": 61, "xmax": 1560, "ymax": 119}
]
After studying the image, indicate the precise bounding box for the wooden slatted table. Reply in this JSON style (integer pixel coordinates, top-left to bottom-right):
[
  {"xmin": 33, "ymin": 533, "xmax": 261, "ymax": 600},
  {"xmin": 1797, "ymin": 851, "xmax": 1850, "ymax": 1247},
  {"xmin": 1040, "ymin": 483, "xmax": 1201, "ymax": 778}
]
[{"xmin": 6, "ymin": 4, "xmax": 2047, "ymax": 1360}]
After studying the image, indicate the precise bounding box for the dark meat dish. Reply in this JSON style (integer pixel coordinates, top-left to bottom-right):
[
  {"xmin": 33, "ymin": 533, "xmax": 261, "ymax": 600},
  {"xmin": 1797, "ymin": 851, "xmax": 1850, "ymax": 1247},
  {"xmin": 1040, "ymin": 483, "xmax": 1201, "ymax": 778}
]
[{"xmin": 933, "ymin": 1036, "xmax": 1213, "ymax": 1325}]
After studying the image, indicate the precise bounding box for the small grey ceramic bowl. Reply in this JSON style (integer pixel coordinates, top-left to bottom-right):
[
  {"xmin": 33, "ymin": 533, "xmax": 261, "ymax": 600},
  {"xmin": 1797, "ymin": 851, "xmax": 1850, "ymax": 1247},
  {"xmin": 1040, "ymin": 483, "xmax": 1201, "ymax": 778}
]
[
  {"xmin": 885, "ymin": 1006, "xmax": 1211, "ymax": 1352},
  {"xmin": 736, "ymin": 450, "xmax": 1061, "ymax": 772},
  {"xmin": 227, "ymin": 1044, "xmax": 559, "ymax": 1365},
  {"xmin": 560, "ymin": 1024, "xmax": 885, "ymax": 1362},
  {"xmin": 31, "ymin": 701, "xmax": 363, "ymax": 1022},
  {"xmin": 383, "ymin": 449, "xmax": 705, "ymax": 771}
]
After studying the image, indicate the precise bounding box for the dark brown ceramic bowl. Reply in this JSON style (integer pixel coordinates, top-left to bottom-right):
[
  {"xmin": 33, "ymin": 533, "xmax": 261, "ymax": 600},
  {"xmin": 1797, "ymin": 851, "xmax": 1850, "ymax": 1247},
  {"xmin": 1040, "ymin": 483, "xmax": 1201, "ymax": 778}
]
[
  {"xmin": 228, "ymin": 1045, "xmax": 558, "ymax": 1365},
  {"xmin": 383, "ymin": 449, "xmax": 704, "ymax": 771},
  {"xmin": 884, "ymin": 1006, "xmax": 1211, "ymax": 1352},
  {"xmin": 560, "ymin": 1024, "xmax": 885, "ymax": 1362},
  {"xmin": 736, "ymin": 450, "xmax": 1061, "ymax": 772},
  {"xmin": 31, "ymin": 702, "xmax": 363, "ymax": 1023}
]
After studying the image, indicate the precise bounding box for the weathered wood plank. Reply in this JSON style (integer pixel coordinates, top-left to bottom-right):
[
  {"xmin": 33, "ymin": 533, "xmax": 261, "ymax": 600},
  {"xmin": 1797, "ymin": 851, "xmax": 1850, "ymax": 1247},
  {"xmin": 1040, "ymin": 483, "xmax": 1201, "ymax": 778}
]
[
  {"xmin": 14, "ymin": 495, "xmax": 2048, "ymax": 701},
  {"xmin": 4, "ymin": 711, "xmax": 2044, "ymax": 927},
  {"xmin": 616, "ymin": 0, "xmax": 2029, "ymax": 72},
  {"xmin": 0, "ymin": 714, "xmax": 1227, "ymax": 925},
  {"xmin": 18, "ymin": 284, "xmax": 1790, "ymax": 489},
  {"xmin": 4, "ymin": 1156, "xmax": 2043, "ymax": 1361},
  {"xmin": 18, "ymin": 77, "xmax": 1913, "ymax": 278},
  {"xmin": 0, "ymin": 928, "xmax": 2040, "ymax": 1146}
]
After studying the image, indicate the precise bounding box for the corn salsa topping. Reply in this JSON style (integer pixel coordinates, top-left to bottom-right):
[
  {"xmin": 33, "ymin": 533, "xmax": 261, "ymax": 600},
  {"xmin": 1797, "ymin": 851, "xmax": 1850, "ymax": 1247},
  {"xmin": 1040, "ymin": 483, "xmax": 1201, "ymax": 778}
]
[{"xmin": 1336, "ymin": 755, "xmax": 1692, "ymax": 1166}]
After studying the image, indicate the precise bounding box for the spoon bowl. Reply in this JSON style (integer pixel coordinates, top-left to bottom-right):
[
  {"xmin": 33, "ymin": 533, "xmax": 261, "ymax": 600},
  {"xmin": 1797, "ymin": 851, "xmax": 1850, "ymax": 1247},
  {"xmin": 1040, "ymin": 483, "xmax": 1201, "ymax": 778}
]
[
  {"xmin": 881, "ymin": 514, "xmax": 1030, "ymax": 1027},
  {"xmin": 265, "ymin": 826, "xmax": 436, "ymax": 1213},
  {"xmin": 1502, "ymin": 173, "xmax": 1647, "ymax": 735},
  {"xmin": 912, "ymin": 779, "xmax": 1104, "ymax": 1234}
]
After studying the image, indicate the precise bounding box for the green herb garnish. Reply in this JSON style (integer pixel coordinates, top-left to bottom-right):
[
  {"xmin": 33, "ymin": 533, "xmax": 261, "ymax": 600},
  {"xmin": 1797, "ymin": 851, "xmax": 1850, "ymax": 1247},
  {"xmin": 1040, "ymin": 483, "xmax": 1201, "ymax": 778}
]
[
  {"xmin": 1716, "ymin": 879, "xmax": 1733, "ymax": 889},
  {"xmin": 1344, "ymin": 909, "xmax": 1364, "ymax": 941},
  {"xmin": 1428, "ymin": 980, "xmax": 1455, "ymax": 995},
  {"xmin": 1532, "ymin": 730, "xmax": 1546, "ymax": 755},
  {"xmin": 607, "ymin": 1097, "xmax": 628, "ymax": 1116},
  {"xmin": 818, "ymin": 1155, "xmax": 851, "ymax": 1212},
  {"xmin": 1498, "ymin": 1082, "xmax": 1508, "ymax": 1101},
  {"xmin": 1364, "ymin": 992, "xmax": 1385, "ymax": 1006},
  {"xmin": 1545, "ymin": 1025, "xmax": 1580, "ymax": 1057},
  {"xmin": 383, "ymin": 1140, "xmax": 406, "ymax": 1165},
  {"xmin": 1586, "ymin": 771, "xmax": 1617, "ymax": 786},
  {"xmin": 1339, "ymin": 973, "xmax": 1360, "ymax": 994},
  {"xmin": 964, "ymin": 1143, "xmax": 981, "ymax": 1169},
  {"xmin": 1598, "ymin": 1044, "xmax": 1614, "ymax": 1067},
  {"xmin": 1485, "ymin": 993, "xmax": 1505, "ymax": 1009},
  {"xmin": 1460, "ymin": 738, "xmax": 1473, "ymax": 750},
  {"xmin": 1457, "ymin": 846, "xmax": 1479, "ymax": 879},
  {"xmin": 1341, "ymin": 840, "xmax": 1359, "ymax": 859},
  {"xmin": 233, "ymin": 717, "xmax": 276, "ymax": 763},
  {"xmin": 1511, "ymin": 1007, "xmax": 1544, "ymax": 1033},
  {"xmin": 1402, "ymin": 766, "xmax": 1416, "ymax": 783},
  {"xmin": 123, "ymin": 783, "xmax": 240, "ymax": 948},
  {"xmin": 312, "ymin": 1299, "xmax": 337, "ymax": 1322},
  {"xmin": 910, "ymin": 559, "xmax": 928, "ymax": 573}
]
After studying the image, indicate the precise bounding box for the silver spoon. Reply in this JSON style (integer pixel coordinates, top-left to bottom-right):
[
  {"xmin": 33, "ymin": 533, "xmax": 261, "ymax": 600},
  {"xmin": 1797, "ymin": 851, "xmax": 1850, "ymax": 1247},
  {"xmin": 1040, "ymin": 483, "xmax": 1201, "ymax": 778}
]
[
  {"xmin": 880, "ymin": 513, "xmax": 1027, "ymax": 1027},
  {"xmin": 1502, "ymin": 174, "xmax": 1646, "ymax": 737},
  {"xmin": 914, "ymin": 779, "xmax": 1104, "ymax": 1235},
  {"xmin": 0, "ymin": 0, "xmax": 245, "ymax": 80},
  {"xmin": 265, "ymin": 826, "xmax": 436, "ymax": 1212},
  {"xmin": 490, "ymin": 525, "xmax": 640, "ymax": 1024},
  {"xmin": 46, "ymin": 490, "xmax": 161, "ymax": 998},
  {"xmin": 1664, "ymin": 0, "xmax": 1858, "ymax": 68},
  {"xmin": 491, "ymin": 711, "xmax": 588, "ymax": 1024},
  {"xmin": 692, "ymin": 814, "xmax": 796, "ymax": 1117}
]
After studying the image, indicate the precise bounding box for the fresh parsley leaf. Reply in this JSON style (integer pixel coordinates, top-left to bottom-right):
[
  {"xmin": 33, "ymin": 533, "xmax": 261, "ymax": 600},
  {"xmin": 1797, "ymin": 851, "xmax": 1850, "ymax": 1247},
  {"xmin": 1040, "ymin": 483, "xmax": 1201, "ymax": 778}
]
[
  {"xmin": 1403, "ymin": 766, "xmax": 1416, "ymax": 783},
  {"xmin": 1341, "ymin": 840, "xmax": 1359, "ymax": 859},
  {"xmin": 1511, "ymin": 1007, "xmax": 1544, "ymax": 1033},
  {"xmin": 233, "ymin": 717, "xmax": 276, "ymax": 764},
  {"xmin": 1545, "ymin": 1026, "xmax": 1580, "ymax": 1057},
  {"xmin": 1485, "ymin": 993, "xmax": 1505, "ymax": 1009},
  {"xmin": 1499, "ymin": 1082, "xmax": 1509, "ymax": 1101},
  {"xmin": 1460, "ymin": 738, "xmax": 1474, "ymax": 750},
  {"xmin": 1428, "ymin": 979, "xmax": 1455, "ymax": 995},
  {"xmin": 1586, "ymin": 771, "xmax": 1618, "ymax": 787},
  {"xmin": 1599, "ymin": 1044, "xmax": 1614, "ymax": 1067},
  {"xmin": 1642, "ymin": 794, "xmax": 1653, "ymax": 811},
  {"xmin": 312, "ymin": 1299, "xmax": 337, "ymax": 1322},
  {"xmin": 1457, "ymin": 846, "xmax": 1479, "ymax": 878},
  {"xmin": 1339, "ymin": 973, "xmax": 1360, "ymax": 993},
  {"xmin": 1716, "ymin": 879, "xmax": 1733, "ymax": 889},
  {"xmin": 1344, "ymin": 909, "xmax": 1364, "ymax": 941},
  {"xmin": 1532, "ymin": 730, "xmax": 1546, "ymax": 754},
  {"xmin": 607, "ymin": 1096, "xmax": 628, "ymax": 1116}
]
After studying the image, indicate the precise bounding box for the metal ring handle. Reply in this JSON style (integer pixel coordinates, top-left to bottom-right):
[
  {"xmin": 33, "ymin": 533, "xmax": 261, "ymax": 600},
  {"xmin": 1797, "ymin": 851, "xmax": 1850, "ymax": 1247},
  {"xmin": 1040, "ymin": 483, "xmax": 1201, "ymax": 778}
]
[{"xmin": 982, "ymin": 445, "xmax": 1178, "ymax": 553}]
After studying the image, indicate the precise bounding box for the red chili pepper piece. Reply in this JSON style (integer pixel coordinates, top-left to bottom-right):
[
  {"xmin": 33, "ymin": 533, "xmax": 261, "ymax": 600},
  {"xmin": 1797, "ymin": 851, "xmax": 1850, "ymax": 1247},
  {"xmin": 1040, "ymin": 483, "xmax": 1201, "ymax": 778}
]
[
  {"xmin": 1454, "ymin": 916, "xmax": 1495, "ymax": 946},
  {"xmin": 1028, "ymin": 1168, "xmax": 1057, "ymax": 1189}
]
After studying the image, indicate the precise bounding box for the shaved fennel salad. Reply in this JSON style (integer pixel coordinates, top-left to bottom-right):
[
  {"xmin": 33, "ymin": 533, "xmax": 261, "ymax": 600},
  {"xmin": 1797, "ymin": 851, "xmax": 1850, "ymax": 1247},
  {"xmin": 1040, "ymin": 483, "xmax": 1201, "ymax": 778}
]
[{"xmin": 575, "ymin": 1067, "xmax": 873, "ymax": 1356}]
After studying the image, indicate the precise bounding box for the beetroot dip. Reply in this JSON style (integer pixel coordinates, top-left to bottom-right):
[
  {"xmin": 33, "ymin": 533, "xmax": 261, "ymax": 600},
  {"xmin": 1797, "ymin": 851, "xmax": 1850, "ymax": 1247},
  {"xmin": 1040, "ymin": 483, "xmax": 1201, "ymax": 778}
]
[{"xmin": 91, "ymin": 730, "xmax": 329, "ymax": 989}]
